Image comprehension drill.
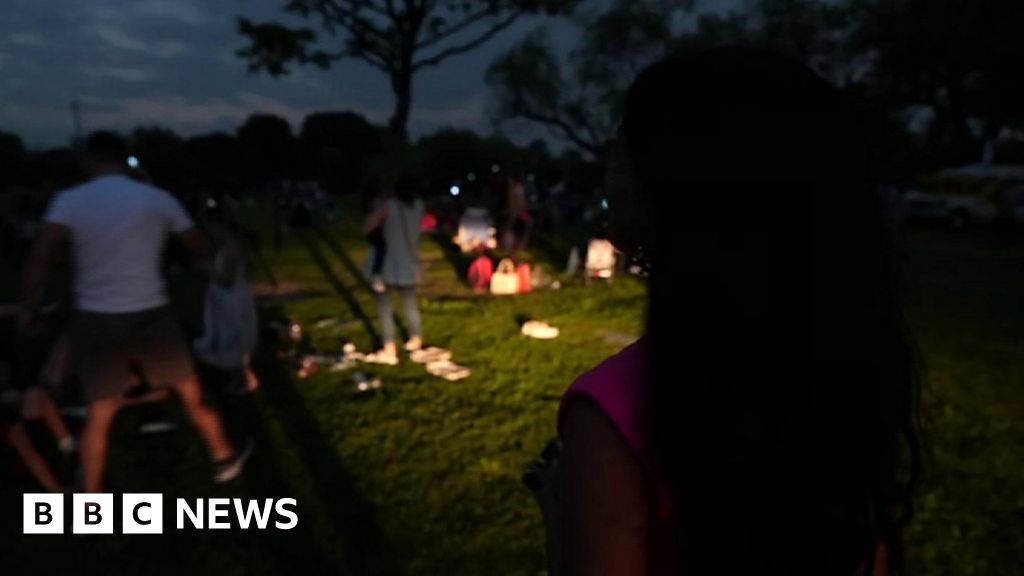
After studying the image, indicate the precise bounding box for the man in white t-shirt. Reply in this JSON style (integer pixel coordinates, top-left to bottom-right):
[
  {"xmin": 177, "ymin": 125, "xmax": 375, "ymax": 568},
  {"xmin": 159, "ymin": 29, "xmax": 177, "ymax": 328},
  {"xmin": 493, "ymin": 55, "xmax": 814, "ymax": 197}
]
[{"xmin": 18, "ymin": 131, "xmax": 251, "ymax": 492}]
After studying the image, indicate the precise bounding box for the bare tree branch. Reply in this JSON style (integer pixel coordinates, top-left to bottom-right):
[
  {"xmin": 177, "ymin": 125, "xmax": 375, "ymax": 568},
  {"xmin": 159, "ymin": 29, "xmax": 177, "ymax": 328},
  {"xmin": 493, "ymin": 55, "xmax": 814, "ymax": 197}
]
[
  {"xmin": 414, "ymin": 10, "xmax": 522, "ymax": 70},
  {"xmin": 516, "ymin": 106, "xmax": 605, "ymax": 157},
  {"xmin": 416, "ymin": 7, "xmax": 496, "ymax": 50}
]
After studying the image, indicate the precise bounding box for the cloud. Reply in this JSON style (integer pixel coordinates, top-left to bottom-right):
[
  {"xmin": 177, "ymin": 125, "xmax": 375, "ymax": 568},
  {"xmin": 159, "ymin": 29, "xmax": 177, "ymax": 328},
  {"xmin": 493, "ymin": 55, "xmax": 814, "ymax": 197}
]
[
  {"xmin": 74, "ymin": 93, "xmax": 330, "ymax": 135},
  {"xmin": 78, "ymin": 66, "xmax": 154, "ymax": 82},
  {"xmin": 9, "ymin": 32, "xmax": 48, "ymax": 47},
  {"xmin": 132, "ymin": 0, "xmax": 208, "ymax": 26},
  {"xmin": 89, "ymin": 23, "xmax": 187, "ymax": 58}
]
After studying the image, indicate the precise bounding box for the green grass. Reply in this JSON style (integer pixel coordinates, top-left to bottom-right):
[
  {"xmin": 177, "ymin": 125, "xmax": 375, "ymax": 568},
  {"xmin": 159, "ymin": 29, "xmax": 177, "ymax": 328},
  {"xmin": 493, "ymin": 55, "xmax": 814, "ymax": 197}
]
[{"xmin": 0, "ymin": 204, "xmax": 1021, "ymax": 575}]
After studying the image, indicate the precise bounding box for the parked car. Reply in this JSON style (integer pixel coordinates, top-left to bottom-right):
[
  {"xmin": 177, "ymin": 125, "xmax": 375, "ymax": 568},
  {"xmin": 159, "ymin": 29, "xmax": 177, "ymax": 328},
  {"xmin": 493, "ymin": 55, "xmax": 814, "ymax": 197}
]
[{"xmin": 905, "ymin": 164, "xmax": 1024, "ymax": 228}]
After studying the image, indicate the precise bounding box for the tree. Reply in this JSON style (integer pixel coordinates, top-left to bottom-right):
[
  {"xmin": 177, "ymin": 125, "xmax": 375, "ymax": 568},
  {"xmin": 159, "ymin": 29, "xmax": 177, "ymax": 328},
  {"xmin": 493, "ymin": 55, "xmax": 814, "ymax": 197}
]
[
  {"xmin": 238, "ymin": 0, "xmax": 580, "ymax": 142},
  {"xmin": 849, "ymin": 0, "xmax": 1024, "ymax": 164},
  {"xmin": 0, "ymin": 130, "xmax": 28, "ymax": 189},
  {"xmin": 414, "ymin": 129, "xmax": 517, "ymax": 198},
  {"xmin": 130, "ymin": 127, "xmax": 190, "ymax": 190},
  {"xmin": 487, "ymin": 0, "xmax": 853, "ymax": 158},
  {"xmin": 237, "ymin": 114, "xmax": 296, "ymax": 182},
  {"xmin": 299, "ymin": 111, "xmax": 383, "ymax": 193},
  {"xmin": 188, "ymin": 132, "xmax": 249, "ymax": 185},
  {"xmin": 487, "ymin": 0, "xmax": 696, "ymax": 158}
]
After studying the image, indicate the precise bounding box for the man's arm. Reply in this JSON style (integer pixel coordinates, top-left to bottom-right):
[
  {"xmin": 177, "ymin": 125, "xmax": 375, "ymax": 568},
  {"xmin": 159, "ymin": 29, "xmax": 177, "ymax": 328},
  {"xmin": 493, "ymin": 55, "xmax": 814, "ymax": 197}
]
[{"xmin": 19, "ymin": 223, "xmax": 68, "ymax": 331}]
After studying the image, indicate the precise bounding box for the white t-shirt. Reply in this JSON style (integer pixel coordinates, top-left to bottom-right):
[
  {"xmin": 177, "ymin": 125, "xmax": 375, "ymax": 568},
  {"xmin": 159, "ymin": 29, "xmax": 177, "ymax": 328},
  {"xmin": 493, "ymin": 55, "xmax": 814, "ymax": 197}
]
[{"xmin": 44, "ymin": 175, "xmax": 195, "ymax": 313}]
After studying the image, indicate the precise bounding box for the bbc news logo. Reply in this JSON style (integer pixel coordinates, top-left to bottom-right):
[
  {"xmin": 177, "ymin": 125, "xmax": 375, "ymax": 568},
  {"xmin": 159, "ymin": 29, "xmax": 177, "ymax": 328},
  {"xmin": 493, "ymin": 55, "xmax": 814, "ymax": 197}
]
[{"xmin": 24, "ymin": 494, "xmax": 298, "ymax": 534}]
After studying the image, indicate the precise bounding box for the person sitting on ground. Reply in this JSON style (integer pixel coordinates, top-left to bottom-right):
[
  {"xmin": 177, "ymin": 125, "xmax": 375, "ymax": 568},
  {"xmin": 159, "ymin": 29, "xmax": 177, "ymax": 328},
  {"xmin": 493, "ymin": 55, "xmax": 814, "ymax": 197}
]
[
  {"xmin": 18, "ymin": 131, "xmax": 251, "ymax": 494},
  {"xmin": 0, "ymin": 307, "xmax": 77, "ymax": 492},
  {"xmin": 1, "ymin": 368, "xmax": 77, "ymax": 493}
]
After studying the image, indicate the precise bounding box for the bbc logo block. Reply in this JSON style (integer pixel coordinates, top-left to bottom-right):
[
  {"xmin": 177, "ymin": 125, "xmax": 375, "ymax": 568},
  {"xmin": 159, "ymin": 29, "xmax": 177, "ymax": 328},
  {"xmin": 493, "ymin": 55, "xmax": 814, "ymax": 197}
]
[
  {"xmin": 23, "ymin": 493, "xmax": 164, "ymax": 534},
  {"xmin": 73, "ymin": 493, "xmax": 114, "ymax": 534},
  {"xmin": 123, "ymin": 494, "xmax": 163, "ymax": 534},
  {"xmin": 23, "ymin": 494, "xmax": 64, "ymax": 534}
]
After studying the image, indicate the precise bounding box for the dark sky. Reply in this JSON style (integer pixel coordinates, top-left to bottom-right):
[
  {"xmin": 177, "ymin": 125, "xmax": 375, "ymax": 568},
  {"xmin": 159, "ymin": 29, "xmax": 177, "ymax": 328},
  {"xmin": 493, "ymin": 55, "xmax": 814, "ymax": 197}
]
[{"xmin": 0, "ymin": 0, "xmax": 585, "ymax": 149}]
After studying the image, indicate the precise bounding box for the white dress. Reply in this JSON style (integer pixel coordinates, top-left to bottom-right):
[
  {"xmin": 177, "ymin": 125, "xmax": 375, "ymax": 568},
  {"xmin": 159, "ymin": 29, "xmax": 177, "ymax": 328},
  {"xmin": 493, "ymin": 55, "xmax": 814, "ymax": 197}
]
[{"xmin": 378, "ymin": 198, "xmax": 424, "ymax": 287}]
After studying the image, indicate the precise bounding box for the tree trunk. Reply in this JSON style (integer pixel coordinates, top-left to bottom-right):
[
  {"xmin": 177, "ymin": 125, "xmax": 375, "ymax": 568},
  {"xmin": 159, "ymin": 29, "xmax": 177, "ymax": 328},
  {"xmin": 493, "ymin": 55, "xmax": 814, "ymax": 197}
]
[{"xmin": 388, "ymin": 69, "xmax": 413, "ymax": 145}]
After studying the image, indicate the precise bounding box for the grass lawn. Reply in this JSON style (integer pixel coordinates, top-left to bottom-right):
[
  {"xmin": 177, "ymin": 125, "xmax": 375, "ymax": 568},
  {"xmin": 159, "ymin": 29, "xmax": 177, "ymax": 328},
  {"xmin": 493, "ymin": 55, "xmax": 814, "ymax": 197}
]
[{"xmin": 0, "ymin": 201, "xmax": 1021, "ymax": 576}]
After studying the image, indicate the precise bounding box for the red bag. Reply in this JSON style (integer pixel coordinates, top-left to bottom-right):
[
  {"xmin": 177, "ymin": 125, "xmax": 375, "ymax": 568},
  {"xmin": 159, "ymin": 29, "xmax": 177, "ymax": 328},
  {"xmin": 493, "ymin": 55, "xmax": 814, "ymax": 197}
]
[
  {"xmin": 421, "ymin": 212, "xmax": 438, "ymax": 232},
  {"xmin": 517, "ymin": 263, "xmax": 532, "ymax": 293},
  {"xmin": 468, "ymin": 255, "xmax": 494, "ymax": 293}
]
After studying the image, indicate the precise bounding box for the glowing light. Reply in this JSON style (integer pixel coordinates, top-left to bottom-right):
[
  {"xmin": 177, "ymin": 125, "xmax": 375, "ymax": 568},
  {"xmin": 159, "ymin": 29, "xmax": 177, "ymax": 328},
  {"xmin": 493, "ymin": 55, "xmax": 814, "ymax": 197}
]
[
  {"xmin": 450, "ymin": 185, "xmax": 461, "ymax": 197},
  {"xmin": 207, "ymin": 198, "xmax": 217, "ymax": 208},
  {"xmin": 467, "ymin": 173, "xmax": 477, "ymax": 182},
  {"xmin": 126, "ymin": 156, "xmax": 140, "ymax": 169},
  {"xmin": 491, "ymin": 164, "xmax": 500, "ymax": 174},
  {"xmin": 601, "ymin": 199, "xmax": 609, "ymax": 210}
]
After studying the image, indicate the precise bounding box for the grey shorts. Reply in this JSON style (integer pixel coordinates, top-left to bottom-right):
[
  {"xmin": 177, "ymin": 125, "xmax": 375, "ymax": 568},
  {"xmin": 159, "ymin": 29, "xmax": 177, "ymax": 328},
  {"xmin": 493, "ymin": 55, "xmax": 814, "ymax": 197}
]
[{"xmin": 71, "ymin": 306, "xmax": 194, "ymax": 403}]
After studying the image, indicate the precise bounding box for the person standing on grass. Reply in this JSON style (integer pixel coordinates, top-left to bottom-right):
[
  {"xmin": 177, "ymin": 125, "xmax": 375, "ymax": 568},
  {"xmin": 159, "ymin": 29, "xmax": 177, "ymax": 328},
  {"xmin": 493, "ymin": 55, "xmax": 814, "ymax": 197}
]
[
  {"xmin": 557, "ymin": 49, "xmax": 921, "ymax": 576},
  {"xmin": 18, "ymin": 131, "xmax": 251, "ymax": 493},
  {"xmin": 362, "ymin": 174, "xmax": 425, "ymax": 365},
  {"xmin": 504, "ymin": 171, "xmax": 532, "ymax": 254}
]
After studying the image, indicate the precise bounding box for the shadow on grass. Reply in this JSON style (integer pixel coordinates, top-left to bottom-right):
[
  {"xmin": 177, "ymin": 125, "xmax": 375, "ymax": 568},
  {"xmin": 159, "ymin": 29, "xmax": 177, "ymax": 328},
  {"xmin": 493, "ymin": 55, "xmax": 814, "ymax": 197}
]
[
  {"xmin": 248, "ymin": 243, "xmax": 279, "ymax": 289},
  {"xmin": 428, "ymin": 234, "xmax": 474, "ymax": 286},
  {"xmin": 246, "ymin": 310, "xmax": 406, "ymax": 576},
  {"xmin": 530, "ymin": 232, "xmax": 576, "ymax": 272},
  {"xmin": 307, "ymin": 228, "xmax": 411, "ymax": 346},
  {"xmin": 314, "ymin": 225, "xmax": 372, "ymax": 293},
  {"xmin": 300, "ymin": 231, "xmax": 382, "ymax": 347}
]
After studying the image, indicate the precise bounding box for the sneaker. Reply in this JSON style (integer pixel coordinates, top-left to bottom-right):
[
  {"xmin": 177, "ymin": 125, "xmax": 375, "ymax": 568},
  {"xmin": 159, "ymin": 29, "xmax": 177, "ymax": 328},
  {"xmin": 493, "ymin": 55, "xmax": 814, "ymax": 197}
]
[
  {"xmin": 213, "ymin": 440, "xmax": 254, "ymax": 484},
  {"xmin": 405, "ymin": 337, "xmax": 424, "ymax": 352}
]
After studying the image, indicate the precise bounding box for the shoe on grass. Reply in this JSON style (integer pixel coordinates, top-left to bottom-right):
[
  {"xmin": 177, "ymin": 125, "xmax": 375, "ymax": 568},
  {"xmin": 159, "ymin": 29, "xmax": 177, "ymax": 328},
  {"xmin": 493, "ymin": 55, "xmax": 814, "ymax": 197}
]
[
  {"xmin": 410, "ymin": 347, "xmax": 451, "ymax": 364},
  {"xmin": 405, "ymin": 337, "xmax": 423, "ymax": 352},
  {"xmin": 426, "ymin": 360, "xmax": 472, "ymax": 382},
  {"xmin": 522, "ymin": 321, "xmax": 560, "ymax": 340}
]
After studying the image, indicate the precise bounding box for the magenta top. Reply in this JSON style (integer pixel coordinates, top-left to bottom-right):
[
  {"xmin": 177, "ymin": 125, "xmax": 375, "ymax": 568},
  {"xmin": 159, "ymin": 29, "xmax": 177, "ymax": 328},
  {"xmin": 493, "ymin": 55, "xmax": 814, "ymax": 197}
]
[{"xmin": 559, "ymin": 337, "xmax": 679, "ymax": 574}]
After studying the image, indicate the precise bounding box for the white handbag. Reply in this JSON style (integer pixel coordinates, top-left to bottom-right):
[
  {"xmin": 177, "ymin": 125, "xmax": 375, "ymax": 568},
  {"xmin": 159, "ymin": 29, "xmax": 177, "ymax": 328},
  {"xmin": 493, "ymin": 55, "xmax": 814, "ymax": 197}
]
[{"xmin": 490, "ymin": 258, "xmax": 520, "ymax": 295}]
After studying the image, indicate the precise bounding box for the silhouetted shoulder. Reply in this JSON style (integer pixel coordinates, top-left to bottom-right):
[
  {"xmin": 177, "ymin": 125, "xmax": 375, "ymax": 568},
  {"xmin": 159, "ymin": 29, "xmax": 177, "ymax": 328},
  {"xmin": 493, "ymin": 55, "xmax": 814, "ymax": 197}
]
[{"xmin": 560, "ymin": 338, "xmax": 650, "ymax": 467}]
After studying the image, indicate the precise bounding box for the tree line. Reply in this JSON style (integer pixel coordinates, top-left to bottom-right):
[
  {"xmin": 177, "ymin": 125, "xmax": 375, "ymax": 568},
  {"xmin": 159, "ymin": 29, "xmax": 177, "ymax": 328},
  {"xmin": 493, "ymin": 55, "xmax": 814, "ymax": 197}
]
[
  {"xmin": 0, "ymin": 112, "xmax": 597, "ymax": 202},
  {"xmin": 238, "ymin": 0, "xmax": 1024, "ymax": 179}
]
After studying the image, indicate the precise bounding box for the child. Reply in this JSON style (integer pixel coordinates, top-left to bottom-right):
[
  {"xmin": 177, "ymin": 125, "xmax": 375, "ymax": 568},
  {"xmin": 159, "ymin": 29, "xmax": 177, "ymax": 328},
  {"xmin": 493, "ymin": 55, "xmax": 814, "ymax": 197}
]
[{"xmin": 193, "ymin": 209, "xmax": 260, "ymax": 393}]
